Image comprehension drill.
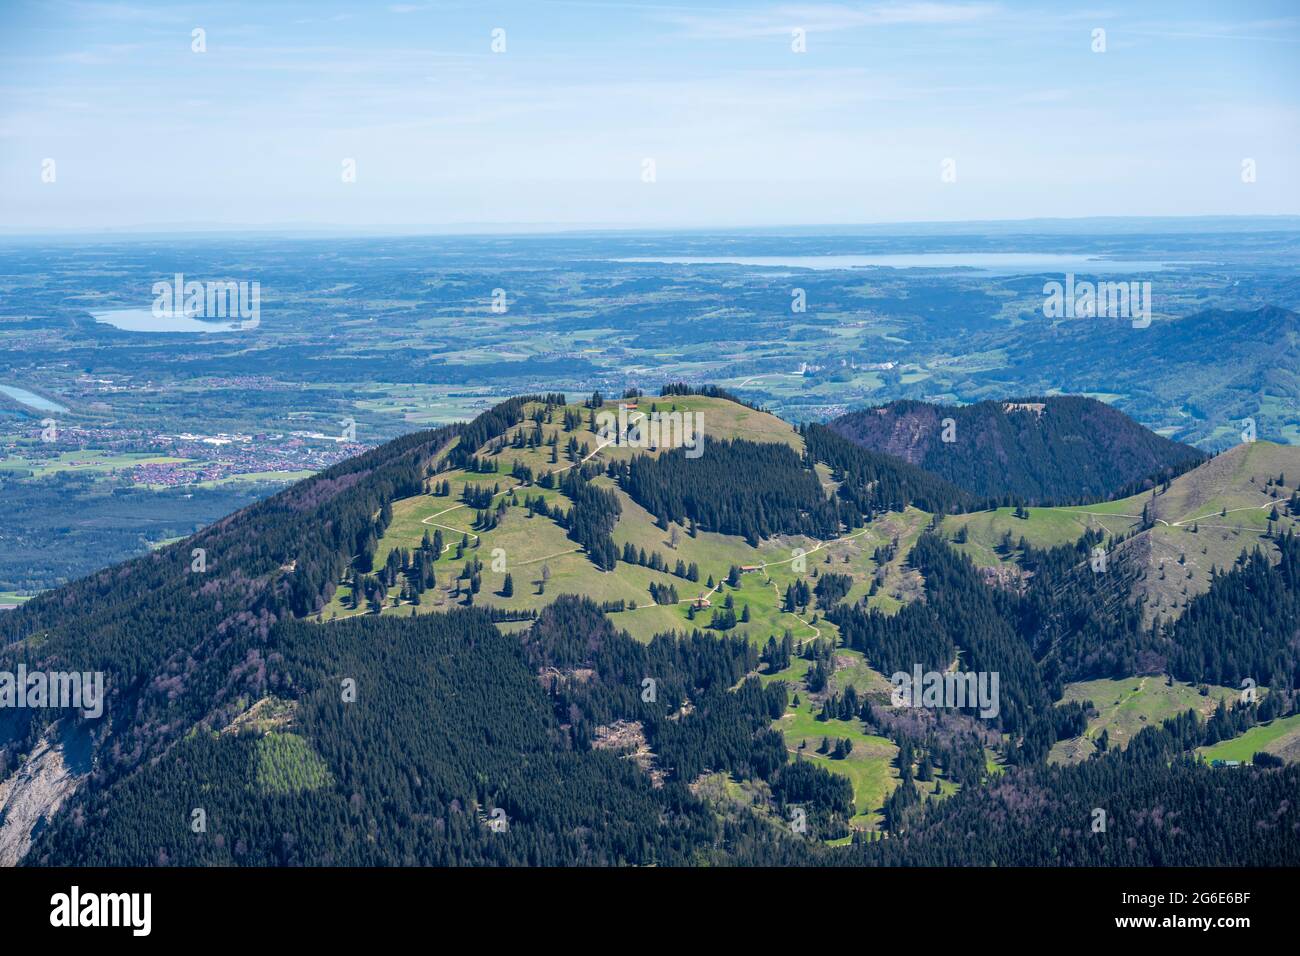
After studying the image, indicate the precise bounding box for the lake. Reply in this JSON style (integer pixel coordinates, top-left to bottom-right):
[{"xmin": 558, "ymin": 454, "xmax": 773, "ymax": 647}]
[
  {"xmin": 612, "ymin": 253, "xmax": 1173, "ymax": 275},
  {"xmin": 0, "ymin": 384, "xmax": 69, "ymax": 413},
  {"xmin": 92, "ymin": 308, "xmax": 251, "ymax": 333}
]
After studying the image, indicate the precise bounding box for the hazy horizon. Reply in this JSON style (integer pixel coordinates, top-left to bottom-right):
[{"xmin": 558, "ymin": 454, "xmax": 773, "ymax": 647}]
[
  {"xmin": 5, "ymin": 214, "xmax": 1300, "ymax": 243},
  {"xmin": 3, "ymin": 0, "xmax": 1298, "ymax": 231}
]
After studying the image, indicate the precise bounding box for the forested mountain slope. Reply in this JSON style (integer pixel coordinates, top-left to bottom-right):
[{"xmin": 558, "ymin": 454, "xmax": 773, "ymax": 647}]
[
  {"xmin": 971, "ymin": 305, "xmax": 1300, "ymax": 450},
  {"xmin": 940, "ymin": 439, "xmax": 1300, "ymax": 624},
  {"xmin": 2, "ymin": 388, "xmax": 1297, "ymax": 866},
  {"xmin": 830, "ymin": 395, "xmax": 1204, "ymax": 506},
  {"xmin": 0, "ymin": 389, "xmax": 953, "ymax": 861}
]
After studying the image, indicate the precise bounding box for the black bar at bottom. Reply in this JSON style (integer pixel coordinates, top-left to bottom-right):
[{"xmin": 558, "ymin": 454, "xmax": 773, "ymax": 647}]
[{"xmin": 0, "ymin": 866, "xmax": 1288, "ymax": 942}]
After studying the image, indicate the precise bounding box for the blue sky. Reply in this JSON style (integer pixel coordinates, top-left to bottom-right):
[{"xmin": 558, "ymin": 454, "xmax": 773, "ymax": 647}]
[{"xmin": 1, "ymin": 0, "xmax": 1297, "ymax": 230}]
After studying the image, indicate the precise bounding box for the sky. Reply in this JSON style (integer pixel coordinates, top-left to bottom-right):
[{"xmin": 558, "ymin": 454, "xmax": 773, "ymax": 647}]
[{"xmin": 1, "ymin": 0, "xmax": 1297, "ymax": 231}]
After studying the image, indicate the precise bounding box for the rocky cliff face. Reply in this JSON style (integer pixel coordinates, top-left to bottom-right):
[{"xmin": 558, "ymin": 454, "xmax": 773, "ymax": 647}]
[{"xmin": 0, "ymin": 719, "xmax": 92, "ymax": 865}]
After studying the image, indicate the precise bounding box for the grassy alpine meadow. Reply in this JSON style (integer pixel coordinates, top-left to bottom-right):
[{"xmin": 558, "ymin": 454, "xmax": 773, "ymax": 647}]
[
  {"xmin": 321, "ymin": 395, "xmax": 933, "ymax": 639},
  {"xmin": 777, "ymin": 697, "xmax": 901, "ymax": 829},
  {"xmin": 939, "ymin": 441, "xmax": 1300, "ymax": 623},
  {"xmin": 1048, "ymin": 676, "xmax": 1241, "ymax": 764},
  {"xmin": 941, "ymin": 505, "xmax": 1140, "ymax": 568},
  {"xmin": 1196, "ymin": 713, "xmax": 1300, "ymax": 765},
  {"xmin": 774, "ymin": 687, "xmax": 959, "ymax": 832}
]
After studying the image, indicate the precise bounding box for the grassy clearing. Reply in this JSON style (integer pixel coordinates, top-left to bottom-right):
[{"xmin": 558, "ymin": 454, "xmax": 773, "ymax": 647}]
[
  {"xmin": 776, "ymin": 698, "xmax": 899, "ymax": 828},
  {"xmin": 768, "ymin": 643, "xmax": 953, "ymax": 832},
  {"xmin": 1197, "ymin": 713, "xmax": 1300, "ymax": 764},
  {"xmin": 941, "ymin": 506, "xmax": 1138, "ymax": 568},
  {"xmin": 1048, "ymin": 676, "xmax": 1239, "ymax": 764},
  {"xmin": 251, "ymin": 732, "xmax": 335, "ymax": 796},
  {"xmin": 472, "ymin": 395, "xmax": 802, "ymax": 485},
  {"xmin": 1149, "ymin": 442, "xmax": 1299, "ymax": 526}
]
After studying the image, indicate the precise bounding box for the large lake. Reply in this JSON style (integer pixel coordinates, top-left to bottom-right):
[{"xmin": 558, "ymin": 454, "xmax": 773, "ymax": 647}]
[
  {"xmin": 93, "ymin": 308, "xmax": 251, "ymax": 333},
  {"xmin": 612, "ymin": 253, "xmax": 1173, "ymax": 275},
  {"xmin": 0, "ymin": 384, "xmax": 69, "ymax": 413}
]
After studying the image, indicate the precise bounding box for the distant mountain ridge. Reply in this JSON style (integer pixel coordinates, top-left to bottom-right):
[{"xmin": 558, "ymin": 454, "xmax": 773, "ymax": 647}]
[
  {"xmin": 970, "ymin": 305, "xmax": 1300, "ymax": 449},
  {"xmin": 829, "ymin": 395, "xmax": 1205, "ymax": 506}
]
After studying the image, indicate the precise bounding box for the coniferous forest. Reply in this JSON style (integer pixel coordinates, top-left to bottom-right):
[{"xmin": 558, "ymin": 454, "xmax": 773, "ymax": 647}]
[
  {"xmin": 2, "ymin": 394, "xmax": 1298, "ymax": 869},
  {"xmin": 830, "ymin": 396, "xmax": 1207, "ymax": 507}
]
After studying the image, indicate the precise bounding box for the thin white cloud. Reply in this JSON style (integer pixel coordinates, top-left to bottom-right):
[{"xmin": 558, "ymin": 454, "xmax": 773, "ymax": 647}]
[
  {"xmin": 664, "ymin": 2, "xmax": 1002, "ymax": 39},
  {"xmin": 65, "ymin": 1, "xmax": 193, "ymax": 23}
]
